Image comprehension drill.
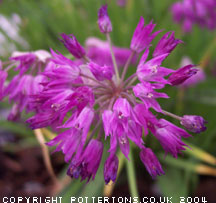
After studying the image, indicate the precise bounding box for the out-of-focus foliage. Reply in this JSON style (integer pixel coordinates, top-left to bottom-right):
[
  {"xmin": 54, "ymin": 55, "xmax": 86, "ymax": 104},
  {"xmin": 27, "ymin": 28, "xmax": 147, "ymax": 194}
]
[{"xmin": 0, "ymin": 0, "xmax": 216, "ymax": 201}]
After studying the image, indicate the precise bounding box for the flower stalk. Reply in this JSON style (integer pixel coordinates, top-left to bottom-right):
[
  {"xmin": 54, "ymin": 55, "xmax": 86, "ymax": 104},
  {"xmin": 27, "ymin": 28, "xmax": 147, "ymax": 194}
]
[
  {"xmin": 126, "ymin": 149, "xmax": 139, "ymax": 200},
  {"xmin": 121, "ymin": 51, "xmax": 136, "ymax": 82},
  {"xmin": 106, "ymin": 33, "xmax": 120, "ymax": 83},
  {"xmin": 34, "ymin": 129, "xmax": 59, "ymax": 184}
]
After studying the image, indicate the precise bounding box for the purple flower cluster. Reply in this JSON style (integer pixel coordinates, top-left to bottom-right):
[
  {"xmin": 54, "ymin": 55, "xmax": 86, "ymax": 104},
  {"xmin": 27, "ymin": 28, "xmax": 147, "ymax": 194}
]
[
  {"xmin": 0, "ymin": 50, "xmax": 51, "ymax": 120},
  {"xmin": 171, "ymin": 0, "xmax": 216, "ymax": 32},
  {"xmin": 0, "ymin": 5, "xmax": 207, "ymax": 183}
]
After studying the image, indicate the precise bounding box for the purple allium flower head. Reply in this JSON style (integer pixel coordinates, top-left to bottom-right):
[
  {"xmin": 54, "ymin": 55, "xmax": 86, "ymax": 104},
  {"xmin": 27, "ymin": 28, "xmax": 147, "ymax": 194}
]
[
  {"xmin": 60, "ymin": 33, "xmax": 86, "ymax": 59},
  {"xmin": 181, "ymin": 115, "xmax": 207, "ymax": 133},
  {"xmin": 168, "ymin": 64, "xmax": 198, "ymax": 86},
  {"xmin": 140, "ymin": 147, "xmax": 165, "ymax": 179},
  {"xmin": 11, "ymin": 7, "xmax": 205, "ymax": 183},
  {"xmin": 104, "ymin": 153, "xmax": 119, "ymax": 184},
  {"xmin": 85, "ymin": 37, "xmax": 137, "ymax": 67},
  {"xmin": 98, "ymin": 5, "xmax": 112, "ymax": 33},
  {"xmin": 130, "ymin": 17, "xmax": 161, "ymax": 53},
  {"xmin": 171, "ymin": 0, "xmax": 216, "ymax": 32},
  {"xmin": 153, "ymin": 32, "xmax": 183, "ymax": 58},
  {"xmin": 67, "ymin": 139, "xmax": 103, "ymax": 182},
  {"xmin": 1, "ymin": 50, "xmax": 51, "ymax": 121}
]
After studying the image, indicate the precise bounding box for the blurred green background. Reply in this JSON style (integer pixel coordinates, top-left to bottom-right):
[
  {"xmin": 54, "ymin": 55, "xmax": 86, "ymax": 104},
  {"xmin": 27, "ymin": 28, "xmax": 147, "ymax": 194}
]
[{"xmin": 0, "ymin": 0, "xmax": 216, "ymax": 202}]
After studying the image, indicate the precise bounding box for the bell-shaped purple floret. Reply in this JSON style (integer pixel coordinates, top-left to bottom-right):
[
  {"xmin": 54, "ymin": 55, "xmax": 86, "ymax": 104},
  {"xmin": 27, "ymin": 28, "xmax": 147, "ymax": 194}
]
[
  {"xmin": 27, "ymin": 110, "xmax": 62, "ymax": 130},
  {"xmin": 88, "ymin": 61, "xmax": 113, "ymax": 81},
  {"xmin": 180, "ymin": 68, "xmax": 205, "ymax": 88},
  {"xmin": 47, "ymin": 128, "xmax": 83, "ymax": 162},
  {"xmin": 133, "ymin": 82, "xmax": 169, "ymax": 112},
  {"xmin": 10, "ymin": 53, "xmax": 36, "ymax": 75},
  {"xmin": 133, "ymin": 103, "xmax": 157, "ymax": 136},
  {"xmin": 67, "ymin": 139, "xmax": 103, "ymax": 182},
  {"xmin": 180, "ymin": 115, "xmax": 207, "ymax": 133},
  {"xmin": 154, "ymin": 119, "xmax": 190, "ymax": 158},
  {"xmin": 27, "ymin": 89, "xmax": 74, "ymax": 129},
  {"xmin": 130, "ymin": 17, "xmax": 161, "ymax": 53},
  {"xmin": 153, "ymin": 31, "xmax": 183, "ymax": 57},
  {"xmin": 4, "ymin": 74, "xmax": 44, "ymax": 121},
  {"xmin": 43, "ymin": 63, "xmax": 80, "ymax": 81},
  {"xmin": 50, "ymin": 49, "xmax": 78, "ymax": 67},
  {"xmin": 65, "ymin": 86, "xmax": 95, "ymax": 113},
  {"xmin": 159, "ymin": 119, "xmax": 191, "ymax": 138},
  {"xmin": 168, "ymin": 64, "xmax": 198, "ymax": 86},
  {"xmin": 140, "ymin": 147, "xmax": 164, "ymax": 179},
  {"xmin": 137, "ymin": 49, "xmax": 174, "ymax": 84},
  {"xmin": 60, "ymin": 33, "xmax": 86, "ymax": 59},
  {"xmin": 102, "ymin": 110, "xmax": 113, "ymax": 138},
  {"xmin": 98, "ymin": 5, "xmax": 112, "ymax": 33},
  {"xmin": 113, "ymin": 98, "xmax": 132, "ymax": 119},
  {"xmin": 61, "ymin": 107, "xmax": 94, "ymax": 145},
  {"xmin": 104, "ymin": 153, "xmax": 119, "ymax": 184},
  {"xmin": 117, "ymin": 128, "xmax": 130, "ymax": 159}
]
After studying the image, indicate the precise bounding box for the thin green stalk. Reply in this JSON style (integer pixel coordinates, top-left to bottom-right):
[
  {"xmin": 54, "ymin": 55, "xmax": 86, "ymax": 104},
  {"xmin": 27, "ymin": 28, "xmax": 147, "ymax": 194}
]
[
  {"xmin": 106, "ymin": 33, "xmax": 120, "ymax": 83},
  {"xmin": 199, "ymin": 36, "xmax": 216, "ymax": 69},
  {"xmin": 184, "ymin": 141, "xmax": 216, "ymax": 166},
  {"xmin": 121, "ymin": 51, "xmax": 135, "ymax": 82},
  {"xmin": 125, "ymin": 76, "xmax": 138, "ymax": 88},
  {"xmin": 126, "ymin": 149, "xmax": 139, "ymax": 200},
  {"xmin": 162, "ymin": 110, "xmax": 181, "ymax": 120},
  {"xmin": 175, "ymin": 87, "xmax": 185, "ymax": 117}
]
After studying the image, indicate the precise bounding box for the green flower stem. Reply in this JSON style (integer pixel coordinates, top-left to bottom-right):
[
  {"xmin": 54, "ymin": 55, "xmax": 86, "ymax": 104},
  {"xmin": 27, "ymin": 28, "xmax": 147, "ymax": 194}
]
[
  {"xmin": 162, "ymin": 110, "xmax": 182, "ymax": 120},
  {"xmin": 175, "ymin": 87, "xmax": 185, "ymax": 117},
  {"xmin": 34, "ymin": 129, "xmax": 59, "ymax": 185},
  {"xmin": 184, "ymin": 141, "xmax": 216, "ymax": 166},
  {"xmin": 106, "ymin": 33, "xmax": 120, "ymax": 83},
  {"xmin": 200, "ymin": 36, "xmax": 216, "ymax": 69},
  {"xmin": 126, "ymin": 149, "xmax": 139, "ymax": 199},
  {"xmin": 121, "ymin": 51, "xmax": 135, "ymax": 82}
]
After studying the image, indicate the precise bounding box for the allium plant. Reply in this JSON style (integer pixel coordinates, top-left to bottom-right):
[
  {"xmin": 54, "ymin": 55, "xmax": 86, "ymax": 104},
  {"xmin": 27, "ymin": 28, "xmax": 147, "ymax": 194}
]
[
  {"xmin": 0, "ymin": 5, "xmax": 207, "ymax": 183},
  {"xmin": 171, "ymin": 0, "xmax": 216, "ymax": 32}
]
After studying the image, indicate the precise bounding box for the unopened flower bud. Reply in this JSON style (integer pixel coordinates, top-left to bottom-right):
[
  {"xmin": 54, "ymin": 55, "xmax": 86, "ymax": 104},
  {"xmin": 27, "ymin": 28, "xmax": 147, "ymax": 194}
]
[
  {"xmin": 140, "ymin": 147, "xmax": 164, "ymax": 179},
  {"xmin": 60, "ymin": 33, "xmax": 86, "ymax": 59},
  {"xmin": 104, "ymin": 153, "xmax": 119, "ymax": 184},
  {"xmin": 181, "ymin": 115, "xmax": 207, "ymax": 133},
  {"xmin": 98, "ymin": 5, "xmax": 112, "ymax": 33},
  {"xmin": 168, "ymin": 64, "xmax": 198, "ymax": 86}
]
